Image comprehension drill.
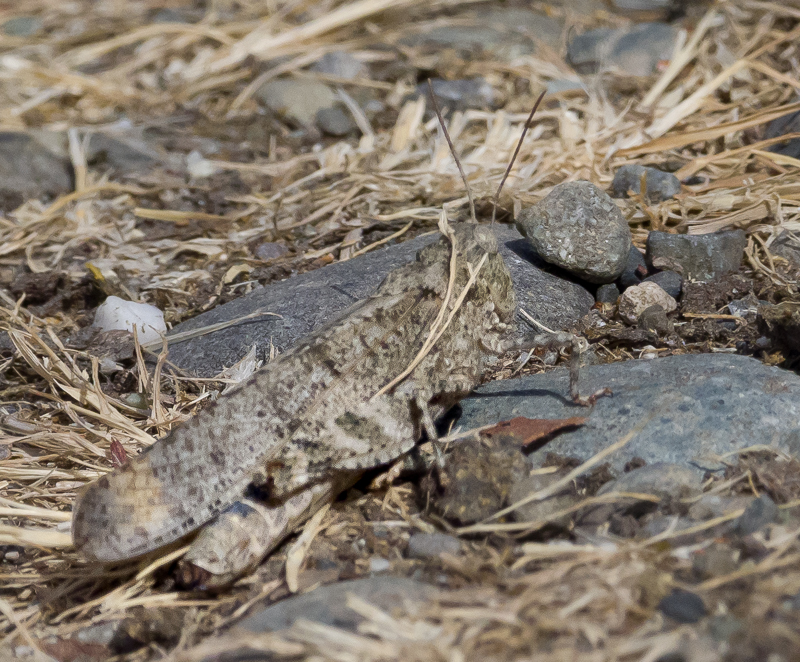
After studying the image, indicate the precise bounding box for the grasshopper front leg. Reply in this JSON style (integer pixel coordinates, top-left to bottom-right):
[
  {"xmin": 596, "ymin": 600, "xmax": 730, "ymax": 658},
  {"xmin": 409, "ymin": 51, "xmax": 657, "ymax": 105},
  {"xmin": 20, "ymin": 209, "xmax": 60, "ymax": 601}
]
[{"xmin": 511, "ymin": 331, "xmax": 612, "ymax": 406}]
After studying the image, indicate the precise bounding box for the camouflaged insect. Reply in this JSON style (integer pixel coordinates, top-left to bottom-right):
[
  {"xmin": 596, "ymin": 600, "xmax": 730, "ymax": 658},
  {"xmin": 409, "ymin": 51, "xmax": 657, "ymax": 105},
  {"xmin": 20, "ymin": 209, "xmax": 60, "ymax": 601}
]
[{"xmin": 72, "ymin": 223, "xmax": 516, "ymax": 563}]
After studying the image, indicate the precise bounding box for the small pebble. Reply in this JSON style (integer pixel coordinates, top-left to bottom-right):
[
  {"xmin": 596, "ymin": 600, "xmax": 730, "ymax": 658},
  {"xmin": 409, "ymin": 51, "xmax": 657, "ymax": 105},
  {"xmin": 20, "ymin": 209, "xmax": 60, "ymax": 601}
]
[
  {"xmin": 123, "ymin": 392, "xmax": 149, "ymax": 410},
  {"xmin": 612, "ymin": 164, "xmax": 681, "ymax": 202},
  {"xmin": 369, "ymin": 557, "xmax": 390, "ymax": 573},
  {"xmin": 708, "ymin": 614, "xmax": 744, "ymax": 642},
  {"xmin": 421, "ymin": 77, "xmax": 496, "ymax": 110},
  {"xmin": 618, "ymin": 246, "xmax": 648, "ymax": 290},
  {"xmin": 311, "ymin": 51, "xmax": 366, "ymax": 79},
  {"xmin": 638, "ymin": 304, "xmax": 673, "ymax": 335},
  {"xmin": 93, "ymin": 296, "xmax": 166, "ymax": 345},
  {"xmin": 643, "ymin": 270, "xmax": 682, "ymax": 299},
  {"xmin": 735, "ymin": 494, "xmax": 779, "ymax": 535},
  {"xmin": 407, "ymin": 532, "xmax": 461, "ymax": 559},
  {"xmin": 316, "ymin": 106, "xmax": 356, "ymax": 137},
  {"xmin": 255, "ymin": 242, "xmax": 289, "ymax": 262},
  {"xmin": 692, "ymin": 543, "xmax": 739, "ymax": 579},
  {"xmin": 618, "ymin": 281, "xmax": 677, "ymax": 324},
  {"xmin": 2, "ymin": 16, "xmax": 42, "ymax": 37},
  {"xmin": 257, "ymin": 79, "xmax": 337, "ymax": 126},
  {"xmin": 658, "ymin": 589, "xmax": 707, "ymax": 623}
]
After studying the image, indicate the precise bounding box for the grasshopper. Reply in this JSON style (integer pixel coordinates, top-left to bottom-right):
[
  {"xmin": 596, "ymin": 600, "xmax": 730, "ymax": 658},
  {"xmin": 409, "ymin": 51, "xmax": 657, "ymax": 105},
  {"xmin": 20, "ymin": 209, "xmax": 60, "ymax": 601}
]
[{"xmin": 72, "ymin": 89, "xmax": 607, "ymax": 583}]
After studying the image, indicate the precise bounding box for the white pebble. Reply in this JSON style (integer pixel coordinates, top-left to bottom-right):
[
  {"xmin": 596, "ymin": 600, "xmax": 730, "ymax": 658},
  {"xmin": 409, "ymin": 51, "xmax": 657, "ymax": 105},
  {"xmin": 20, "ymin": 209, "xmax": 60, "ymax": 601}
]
[
  {"xmin": 93, "ymin": 296, "xmax": 166, "ymax": 345},
  {"xmin": 369, "ymin": 557, "xmax": 390, "ymax": 573},
  {"xmin": 618, "ymin": 281, "xmax": 677, "ymax": 324}
]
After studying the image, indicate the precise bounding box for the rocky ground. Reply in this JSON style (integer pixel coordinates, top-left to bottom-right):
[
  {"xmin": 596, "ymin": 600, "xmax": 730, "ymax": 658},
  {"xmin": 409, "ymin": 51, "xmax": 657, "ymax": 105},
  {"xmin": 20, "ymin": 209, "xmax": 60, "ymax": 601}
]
[{"xmin": 2, "ymin": 0, "xmax": 800, "ymax": 660}]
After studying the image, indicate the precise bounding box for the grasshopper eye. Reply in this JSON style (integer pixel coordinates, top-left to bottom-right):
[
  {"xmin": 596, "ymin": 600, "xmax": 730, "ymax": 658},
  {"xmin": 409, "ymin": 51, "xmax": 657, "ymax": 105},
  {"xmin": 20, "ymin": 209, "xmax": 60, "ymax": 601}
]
[{"xmin": 473, "ymin": 226, "xmax": 498, "ymax": 254}]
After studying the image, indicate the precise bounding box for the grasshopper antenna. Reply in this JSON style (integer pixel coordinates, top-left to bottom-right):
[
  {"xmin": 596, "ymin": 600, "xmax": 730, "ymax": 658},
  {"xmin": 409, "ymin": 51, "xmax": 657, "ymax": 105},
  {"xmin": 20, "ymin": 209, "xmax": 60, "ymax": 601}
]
[
  {"xmin": 491, "ymin": 89, "xmax": 546, "ymax": 226},
  {"xmin": 427, "ymin": 79, "xmax": 476, "ymax": 224}
]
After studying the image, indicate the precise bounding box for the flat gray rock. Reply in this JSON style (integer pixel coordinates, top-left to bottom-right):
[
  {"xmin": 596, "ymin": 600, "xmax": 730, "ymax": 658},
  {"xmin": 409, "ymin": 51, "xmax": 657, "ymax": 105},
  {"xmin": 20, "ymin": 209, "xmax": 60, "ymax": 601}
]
[
  {"xmin": 568, "ymin": 22, "xmax": 678, "ymax": 76},
  {"xmin": 455, "ymin": 354, "xmax": 800, "ymax": 473},
  {"xmin": 611, "ymin": 164, "xmax": 681, "ymax": 202},
  {"xmin": 646, "ymin": 230, "xmax": 746, "ymax": 282},
  {"xmin": 166, "ymin": 225, "xmax": 594, "ymax": 376},
  {"xmin": 236, "ymin": 576, "xmax": 437, "ymax": 633},
  {"xmin": 0, "ymin": 132, "xmax": 73, "ymax": 210}
]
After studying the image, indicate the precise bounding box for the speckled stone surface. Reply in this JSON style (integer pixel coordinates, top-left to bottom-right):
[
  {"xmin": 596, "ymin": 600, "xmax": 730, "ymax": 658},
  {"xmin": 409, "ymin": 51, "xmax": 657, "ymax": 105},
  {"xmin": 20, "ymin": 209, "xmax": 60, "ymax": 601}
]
[
  {"xmin": 456, "ymin": 354, "xmax": 800, "ymax": 473},
  {"xmin": 517, "ymin": 181, "xmax": 632, "ymax": 284}
]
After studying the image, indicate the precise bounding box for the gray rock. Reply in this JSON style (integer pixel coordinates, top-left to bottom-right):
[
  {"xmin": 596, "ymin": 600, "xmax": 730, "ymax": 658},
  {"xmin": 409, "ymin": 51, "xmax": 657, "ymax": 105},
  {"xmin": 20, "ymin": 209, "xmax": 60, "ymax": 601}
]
[
  {"xmin": 311, "ymin": 51, "xmax": 366, "ymax": 80},
  {"xmin": 407, "ymin": 532, "xmax": 461, "ymax": 559},
  {"xmin": 618, "ymin": 246, "xmax": 648, "ymax": 289},
  {"xmin": 596, "ymin": 283, "xmax": 620, "ymax": 304},
  {"xmin": 256, "ymin": 79, "xmax": 337, "ymax": 126},
  {"xmin": 455, "ymin": 354, "xmax": 800, "ymax": 474},
  {"xmin": 419, "ymin": 78, "xmax": 496, "ymax": 111},
  {"xmin": 643, "ymin": 270, "xmax": 682, "ymax": 298},
  {"xmin": 2, "ymin": 16, "xmax": 42, "ymax": 36},
  {"xmin": 166, "ymin": 225, "xmax": 594, "ymax": 376},
  {"xmin": 692, "ymin": 542, "xmax": 739, "ymax": 579},
  {"xmin": 0, "ymin": 132, "xmax": 72, "ymax": 209},
  {"xmin": 404, "ymin": 9, "xmax": 562, "ymax": 58},
  {"xmin": 510, "ymin": 473, "xmax": 578, "ymax": 527},
  {"xmin": 765, "ymin": 105, "xmax": 800, "ymax": 159},
  {"xmin": 769, "ymin": 230, "xmax": 800, "ymax": 268},
  {"xmin": 709, "ymin": 614, "xmax": 744, "ymax": 642},
  {"xmin": 604, "ymin": 462, "xmax": 701, "ymax": 498},
  {"xmin": 478, "ymin": 8, "xmax": 563, "ymax": 51},
  {"xmin": 659, "ymin": 589, "xmax": 706, "ymax": 623},
  {"xmin": 735, "ymin": 495, "xmax": 779, "ymax": 535},
  {"xmin": 75, "ymin": 621, "xmax": 119, "ymax": 646},
  {"xmin": 646, "ymin": 230, "xmax": 747, "ymax": 282},
  {"xmin": 611, "ymin": 0, "xmax": 671, "ymax": 10},
  {"xmin": 236, "ymin": 576, "xmax": 437, "ymax": 632},
  {"xmin": 688, "ymin": 494, "xmax": 752, "ymax": 521},
  {"xmin": 151, "ymin": 8, "xmax": 191, "ymax": 23},
  {"xmin": 316, "ymin": 106, "xmax": 356, "ymax": 136},
  {"xmin": 568, "ymin": 22, "xmax": 678, "ymax": 76},
  {"xmin": 637, "ymin": 304, "xmax": 673, "ymax": 335},
  {"xmin": 254, "ymin": 242, "xmax": 288, "ymax": 262},
  {"xmin": 86, "ymin": 132, "xmax": 161, "ymax": 173},
  {"xmin": 580, "ymin": 463, "xmax": 701, "ymax": 525},
  {"xmin": 611, "ymin": 164, "xmax": 681, "ymax": 202},
  {"xmin": 546, "ymin": 79, "xmax": 586, "ymax": 96},
  {"xmin": 728, "ymin": 293, "xmax": 763, "ymax": 319},
  {"xmin": 618, "ymin": 281, "xmax": 676, "ymax": 324},
  {"xmin": 518, "ymin": 181, "xmax": 631, "ymax": 284}
]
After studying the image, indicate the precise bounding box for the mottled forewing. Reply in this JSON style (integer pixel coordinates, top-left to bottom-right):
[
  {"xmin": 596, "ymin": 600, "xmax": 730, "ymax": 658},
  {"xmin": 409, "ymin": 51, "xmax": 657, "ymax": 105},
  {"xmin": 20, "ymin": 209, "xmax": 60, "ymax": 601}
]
[{"xmin": 71, "ymin": 290, "xmax": 435, "ymax": 561}]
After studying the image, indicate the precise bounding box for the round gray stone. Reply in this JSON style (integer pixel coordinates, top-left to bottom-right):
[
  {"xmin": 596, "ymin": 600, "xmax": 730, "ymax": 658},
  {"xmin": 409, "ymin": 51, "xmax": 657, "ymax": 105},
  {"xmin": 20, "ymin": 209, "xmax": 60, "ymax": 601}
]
[
  {"xmin": 256, "ymin": 79, "xmax": 336, "ymax": 126},
  {"xmin": 518, "ymin": 181, "xmax": 632, "ymax": 284},
  {"xmin": 611, "ymin": 164, "xmax": 681, "ymax": 202},
  {"xmin": 316, "ymin": 106, "xmax": 356, "ymax": 137}
]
